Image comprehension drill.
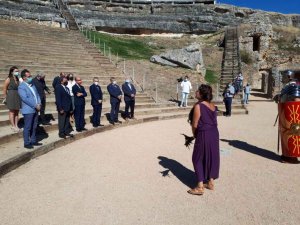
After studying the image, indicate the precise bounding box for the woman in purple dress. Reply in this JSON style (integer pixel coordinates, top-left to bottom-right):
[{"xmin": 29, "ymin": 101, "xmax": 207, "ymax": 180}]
[{"xmin": 188, "ymin": 84, "xmax": 220, "ymax": 195}]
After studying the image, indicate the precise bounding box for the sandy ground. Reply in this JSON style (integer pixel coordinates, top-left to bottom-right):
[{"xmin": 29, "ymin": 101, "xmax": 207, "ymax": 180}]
[{"xmin": 0, "ymin": 96, "xmax": 299, "ymax": 225}]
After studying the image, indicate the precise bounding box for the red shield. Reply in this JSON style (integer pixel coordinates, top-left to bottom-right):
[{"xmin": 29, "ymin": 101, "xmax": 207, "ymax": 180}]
[{"xmin": 278, "ymin": 102, "xmax": 300, "ymax": 157}]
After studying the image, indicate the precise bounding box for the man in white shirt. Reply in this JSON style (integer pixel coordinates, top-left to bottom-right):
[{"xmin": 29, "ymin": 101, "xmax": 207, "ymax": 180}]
[{"xmin": 180, "ymin": 76, "xmax": 192, "ymax": 107}]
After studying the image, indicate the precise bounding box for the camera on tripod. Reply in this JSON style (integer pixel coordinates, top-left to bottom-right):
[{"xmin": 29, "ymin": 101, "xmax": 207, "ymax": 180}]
[{"xmin": 177, "ymin": 77, "xmax": 183, "ymax": 83}]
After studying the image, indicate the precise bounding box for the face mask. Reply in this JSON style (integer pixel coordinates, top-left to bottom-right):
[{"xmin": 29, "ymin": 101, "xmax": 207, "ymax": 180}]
[
  {"xmin": 125, "ymin": 79, "xmax": 130, "ymax": 83},
  {"xmin": 184, "ymin": 79, "xmax": 187, "ymax": 81},
  {"xmin": 13, "ymin": 72, "xmax": 19, "ymax": 77},
  {"xmin": 113, "ymin": 81, "xmax": 117, "ymax": 84},
  {"xmin": 26, "ymin": 77, "xmax": 33, "ymax": 84},
  {"xmin": 63, "ymin": 81, "xmax": 68, "ymax": 86},
  {"xmin": 94, "ymin": 82, "xmax": 99, "ymax": 86},
  {"xmin": 69, "ymin": 77, "xmax": 74, "ymax": 81}
]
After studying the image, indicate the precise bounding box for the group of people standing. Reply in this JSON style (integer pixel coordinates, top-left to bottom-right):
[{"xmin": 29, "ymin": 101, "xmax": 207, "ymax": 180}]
[
  {"xmin": 2, "ymin": 66, "xmax": 137, "ymax": 149},
  {"xmin": 222, "ymin": 72, "xmax": 251, "ymax": 117},
  {"xmin": 51, "ymin": 73, "xmax": 137, "ymax": 140}
]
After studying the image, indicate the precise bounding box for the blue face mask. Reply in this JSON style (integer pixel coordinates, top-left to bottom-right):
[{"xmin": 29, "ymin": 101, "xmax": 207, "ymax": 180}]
[
  {"xmin": 26, "ymin": 77, "xmax": 33, "ymax": 84},
  {"xmin": 13, "ymin": 71, "xmax": 19, "ymax": 77}
]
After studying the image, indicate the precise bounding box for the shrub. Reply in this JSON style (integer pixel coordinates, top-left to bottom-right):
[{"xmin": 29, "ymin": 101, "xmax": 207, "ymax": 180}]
[
  {"xmin": 240, "ymin": 50, "xmax": 253, "ymax": 64},
  {"xmin": 205, "ymin": 69, "xmax": 218, "ymax": 84}
]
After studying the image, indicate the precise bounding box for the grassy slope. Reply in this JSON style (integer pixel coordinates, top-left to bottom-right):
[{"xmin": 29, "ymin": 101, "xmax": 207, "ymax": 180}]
[{"xmin": 83, "ymin": 30, "xmax": 223, "ymax": 85}]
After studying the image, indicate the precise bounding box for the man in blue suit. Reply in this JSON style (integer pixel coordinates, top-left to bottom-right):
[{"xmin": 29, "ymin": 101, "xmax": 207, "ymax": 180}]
[
  {"xmin": 54, "ymin": 76, "xmax": 74, "ymax": 138},
  {"xmin": 72, "ymin": 76, "xmax": 87, "ymax": 132},
  {"xmin": 107, "ymin": 77, "xmax": 122, "ymax": 125},
  {"xmin": 18, "ymin": 69, "xmax": 42, "ymax": 149},
  {"xmin": 122, "ymin": 78, "xmax": 137, "ymax": 120},
  {"xmin": 89, "ymin": 77, "xmax": 103, "ymax": 128}
]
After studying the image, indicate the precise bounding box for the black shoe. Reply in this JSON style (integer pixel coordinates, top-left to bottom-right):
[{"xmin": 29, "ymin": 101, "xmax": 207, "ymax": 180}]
[
  {"xmin": 24, "ymin": 144, "xmax": 33, "ymax": 149},
  {"xmin": 32, "ymin": 142, "xmax": 43, "ymax": 146},
  {"xmin": 115, "ymin": 120, "xmax": 122, "ymax": 124},
  {"xmin": 76, "ymin": 129, "xmax": 82, "ymax": 132},
  {"xmin": 59, "ymin": 135, "xmax": 66, "ymax": 139},
  {"xmin": 109, "ymin": 121, "xmax": 115, "ymax": 125},
  {"xmin": 99, "ymin": 124, "xmax": 104, "ymax": 127},
  {"xmin": 65, "ymin": 133, "xmax": 74, "ymax": 137},
  {"xmin": 81, "ymin": 128, "xmax": 88, "ymax": 131},
  {"xmin": 93, "ymin": 124, "xmax": 98, "ymax": 128}
]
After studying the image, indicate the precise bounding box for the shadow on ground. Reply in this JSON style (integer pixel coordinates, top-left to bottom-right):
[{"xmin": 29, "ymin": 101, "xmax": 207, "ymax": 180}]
[
  {"xmin": 251, "ymin": 88, "xmax": 272, "ymax": 100},
  {"xmin": 220, "ymin": 139, "xmax": 281, "ymax": 162},
  {"xmin": 158, "ymin": 156, "xmax": 196, "ymax": 188}
]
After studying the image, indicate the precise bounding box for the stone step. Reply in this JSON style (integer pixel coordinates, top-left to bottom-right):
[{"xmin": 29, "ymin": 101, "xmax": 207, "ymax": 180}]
[
  {"xmin": 0, "ymin": 105, "xmax": 188, "ymax": 145},
  {"xmin": 0, "ymin": 102, "xmax": 176, "ymax": 125},
  {"xmin": 0, "ymin": 103, "xmax": 248, "ymax": 150},
  {"xmin": 0, "ymin": 96, "xmax": 154, "ymax": 112}
]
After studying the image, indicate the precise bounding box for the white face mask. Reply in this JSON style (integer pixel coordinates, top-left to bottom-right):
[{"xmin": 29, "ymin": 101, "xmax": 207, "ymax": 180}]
[
  {"xmin": 113, "ymin": 81, "xmax": 117, "ymax": 84},
  {"xmin": 94, "ymin": 82, "xmax": 99, "ymax": 86},
  {"xmin": 125, "ymin": 79, "xmax": 130, "ymax": 83}
]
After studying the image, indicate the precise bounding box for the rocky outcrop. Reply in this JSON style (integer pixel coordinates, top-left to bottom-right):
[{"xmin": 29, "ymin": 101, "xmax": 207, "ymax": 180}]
[
  {"xmin": 150, "ymin": 43, "xmax": 205, "ymax": 72},
  {"xmin": 65, "ymin": 1, "xmax": 300, "ymax": 34},
  {"xmin": 0, "ymin": 1, "xmax": 299, "ymax": 34}
]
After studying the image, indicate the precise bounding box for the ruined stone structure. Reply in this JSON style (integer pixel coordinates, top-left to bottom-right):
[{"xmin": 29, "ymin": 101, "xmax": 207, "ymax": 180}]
[
  {"xmin": 1, "ymin": 1, "xmax": 299, "ymax": 34},
  {"xmin": 0, "ymin": 0, "xmax": 65, "ymax": 26},
  {"xmin": 63, "ymin": 0, "xmax": 300, "ymax": 34},
  {"xmin": 1, "ymin": 0, "xmax": 299, "ymax": 98}
]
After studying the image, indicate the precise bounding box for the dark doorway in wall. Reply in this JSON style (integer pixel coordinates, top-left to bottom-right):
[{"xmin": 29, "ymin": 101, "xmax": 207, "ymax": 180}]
[{"xmin": 253, "ymin": 35, "xmax": 261, "ymax": 52}]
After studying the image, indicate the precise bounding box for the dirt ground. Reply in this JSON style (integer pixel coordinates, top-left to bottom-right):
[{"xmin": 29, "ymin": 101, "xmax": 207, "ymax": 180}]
[{"xmin": 0, "ymin": 94, "xmax": 299, "ymax": 225}]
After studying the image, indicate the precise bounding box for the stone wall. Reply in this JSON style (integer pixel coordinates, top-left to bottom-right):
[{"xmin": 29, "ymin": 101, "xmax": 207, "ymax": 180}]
[
  {"xmin": 65, "ymin": 2, "xmax": 300, "ymax": 34},
  {"xmin": 0, "ymin": 0, "xmax": 65, "ymax": 24}
]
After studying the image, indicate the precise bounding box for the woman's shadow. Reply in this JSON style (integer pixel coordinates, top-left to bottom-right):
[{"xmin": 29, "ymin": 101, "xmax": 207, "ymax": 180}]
[
  {"xmin": 220, "ymin": 139, "xmax": 281, "ymax": 161},
  {"xmin": 158, "ymin": 156, "xmax": 196, "ymax": 188}
]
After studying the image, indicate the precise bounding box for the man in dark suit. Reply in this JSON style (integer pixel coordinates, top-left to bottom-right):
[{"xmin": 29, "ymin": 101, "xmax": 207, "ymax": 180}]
[
  {"xmin": 72, "ymin": 76, "xmax": 87, "ymax": 132},
  {"xmin": 32, "ymin": 74, "xmax": 51, "ymax": 125},
  {"xmin": 89, "ymin": 77, "xmax": 103, "ymax": 128},
  {"xmin": 52, "ymin": 72, "xmax": 65, "ymax": 90},
  {"xmin": 107, "ymin": 77, "xmax": 122, "ymax": 125},
  {"xmin": 54, "ymin": 76, "xmax": 74, "ymax": 138},
  {"xmin": 122, "ymin": 78, "xmax": 137, "ymax": 120}
]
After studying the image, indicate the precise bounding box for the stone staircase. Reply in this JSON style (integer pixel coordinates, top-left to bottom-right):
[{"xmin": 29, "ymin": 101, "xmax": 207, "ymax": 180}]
[
  {"xmin": 219, "ymin": 26, "xmax": 241, "ymax": 92},
  {"xmin": 54, "ymin": 0, "xmax": 79, "ymax": 30}
]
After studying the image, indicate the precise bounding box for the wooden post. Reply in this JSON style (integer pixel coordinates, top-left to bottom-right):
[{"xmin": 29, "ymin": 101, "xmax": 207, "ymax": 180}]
[
  {"xmin": 109, "ymin": 47, "xmax": 111, "ymax": 62},
  {"xmin": 103, "ymin": 42, "xmax": 106, "ymax": 56},
  {"xmin": 132, "ymin": 67, "xmax": 135, "ymax": 81},
  {"xmin": 123, "ymin": 59, "xmax": 126, "ymax": 74},
  {"xmin": 143, "ymin": 74, "xmax": 145, "ymax": 91},
  {"xmin": 155, "ymin": 83, "xmax": 158, "ymax": 103}
]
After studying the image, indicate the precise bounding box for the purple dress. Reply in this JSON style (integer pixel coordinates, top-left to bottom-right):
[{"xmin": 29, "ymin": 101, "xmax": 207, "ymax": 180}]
[{"xmin": 192, "ymin": 102, "xmax": 220, "ymax": 182}]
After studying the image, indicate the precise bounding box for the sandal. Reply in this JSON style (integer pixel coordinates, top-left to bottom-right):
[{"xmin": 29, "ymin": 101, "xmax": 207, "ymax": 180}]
[
  {"xmin": 204, "ymin": 183, "xmax": 214, "ymax": 190},
  {"xmin": 187, "ymin": 186, "xmax": 204, "ymax": 195}
]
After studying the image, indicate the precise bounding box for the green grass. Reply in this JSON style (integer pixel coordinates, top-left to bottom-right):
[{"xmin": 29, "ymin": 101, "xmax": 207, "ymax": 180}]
[
  {"xmin": 82, "ymin": 30, "xmax": 156, "ymax": 60},
  {"xmin": 205, "ymin": 69, "xmax": 218, "ymax": 84}
]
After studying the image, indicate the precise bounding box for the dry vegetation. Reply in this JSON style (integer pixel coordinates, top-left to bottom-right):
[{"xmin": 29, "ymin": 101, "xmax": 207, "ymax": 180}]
[{"xmin": 114, "ymin": 33, "xmax": 224, "ymax": 101}]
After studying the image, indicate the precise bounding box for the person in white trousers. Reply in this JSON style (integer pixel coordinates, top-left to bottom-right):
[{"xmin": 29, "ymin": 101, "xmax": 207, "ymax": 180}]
[{"xmin": 180, "ymin": 76, "xmax": 192, "ymax": 107}]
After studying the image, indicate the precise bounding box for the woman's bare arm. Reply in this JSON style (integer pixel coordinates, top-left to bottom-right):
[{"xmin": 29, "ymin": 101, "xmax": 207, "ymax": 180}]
[
  {"xmin": 3, "ymin": 78, "xmax": 10, "ymax": 97},
  {"xmin": 192, "ymin": 104, "xmax": 201, "ymax": 137}
]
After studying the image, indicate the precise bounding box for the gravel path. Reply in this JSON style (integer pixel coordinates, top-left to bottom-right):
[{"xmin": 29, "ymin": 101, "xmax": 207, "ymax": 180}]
[{"xmin": 0, "ymin": 96, "xmax": 299, "ymax": 225}]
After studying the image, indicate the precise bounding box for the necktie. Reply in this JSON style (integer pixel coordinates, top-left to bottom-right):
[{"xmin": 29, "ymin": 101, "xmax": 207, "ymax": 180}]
[{"xmin": 65, "ymin": 86, "xmax": 70, "ymax": 95}]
